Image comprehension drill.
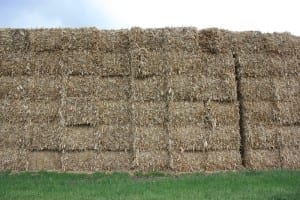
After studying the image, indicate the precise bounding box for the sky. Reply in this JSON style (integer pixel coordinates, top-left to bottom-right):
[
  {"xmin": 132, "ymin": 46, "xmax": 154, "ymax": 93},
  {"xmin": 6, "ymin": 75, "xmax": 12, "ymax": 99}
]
[{"xmin": 0, "ymin": 0, "xmax": 299, "ymax": 35}]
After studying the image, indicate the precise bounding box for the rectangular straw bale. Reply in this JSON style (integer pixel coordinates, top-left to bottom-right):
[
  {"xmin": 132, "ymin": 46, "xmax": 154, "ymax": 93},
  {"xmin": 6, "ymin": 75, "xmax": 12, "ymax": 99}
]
[
  {"xmin": 62, "ymin": 151, "xmax": 131, "ymax": 171},
  {"xmin": 205, "ymin": 102, "xmax": 239, "ymax": 126},
  {"xmin": 0, "ymin": 149, "xmax": 28, "ymax": 171},
  {"xmin": 28, "ymin": 76, "xmax": 61, "ymax": 100},
  {"xmin": 97, "ymin": 100, "xmax": 130, "ymax": 125},
  {"xmin": 164, "ymin": 27, "xmax": 198, "ymax": 52},
  {"xmin": 245, "ymin": 149, "xmax": 281, "ymax": 169},
  {"xmin": 170, "ymin": 102, "xmax": 205, "ymax": 126},
  {"xmin": 281, "ymin": 147, "xmax": 300, "ymax": 169},
  {"xmin": 131, "ymin": 49, "xmax": 164, "ymax": 78},
  {"xmin": 96, "ymin": 125, "xmax": 131, "ymax": 152},
  {"xmin": 99, "ymin": 29, "xmax": 129, "ymax": 53},
  {"xmin": 135, "ymin": 126, "xmax": 167, "ymax": 151},
  {"xmin": 63, "ymin": 97, "xmax": 98, "ymax": 126},
  {"xmin": 29, "ymin": 29, "xmax": 63, "ymax": 51},
  {"xmin": 27, "ymin": 122, "xmax": 62, "ymax": 151},
  {"xmin": 273, "ymin": 77, "xmax": 300, "ymax": 100},
  {"xmin": 171, "ymin": 125, "xmax": 207, "ymax": 152},
  {"xmin": 0, "ymin": 99, "xmax": 28, "ymax": 123},
  {"xmin": 65, "ymin": 76, "xmax": 129, "ymax": 100},
  {"xmin": 198, "ymin": 28, "xmax": 233, "ymax": 54},
  {"xmin": 133, "ymin": 102, "xmax": 166, "ymax": 126},
  {"xmin": 27, "ymin": 151, "xmax": 61, "ymax": 171},
  {"xmin": 61, "ymin": 151, "xmax": 97, "ymax": 171},
  {"xmin": 206, "ymin": 150, "xmax": 242, "ymax": 171},
  {"xmin": 238, "ymin": 53, "xmax": 299, "ymax": 77},
  {"xmin": 0, "ymin": 76, "xmax": 28, "ymax": 99},
  {"xmin": 246, "ymin": 125, "xmax": 280, "ymax": 150},
  {"xmin": 0, "ymin": 123, "xmax": 25, "ymax": 149},
  {"xmin": 171, "ymin": 74, "xmax": 237, "ymax": 102},
  {"xmin": 60, "ymin": 28, "xmax": 100, "ymax": 50},
  {"xmin": 60, "ymin": 127, "xmax": 96, "ymax": 151},
  {"xmin": 277, "ymin": 99, "xmax": 300, "ymax": 125},
  {"xmin": 0, "ymin": 29, "xmax": 29, "ymax": 52},
  {"xmin": 129, "ymin": 28, "xmax": 164, "ymax": 50},
  {"xmin": 136, "ymin": 151, "xmax": 168, "ymax": 171},
  {"xmin": 207, "ymin": 126, "xmax": 240, "ymax": 151},
  {"xmin": 133, "ymin": 76, "xmax": 165, "ymax": 101},
  {"xmin": 280, "ymin": 126, "xmax": 300, "ymax": 148},
  {"xmin": 62, "ymin": 50, "xmax": 130, "ymax": 76},
  {"xmin": 172, "ymin": 152, "xmax": 206, "ymax": 172},
  {"xmin": 169, "ymin": 51, "xmax": 235, "ymax": 78},
  {"xmin": 28, "ymin": 100, "xmax": 60, "ymax": 123},
  {"xmin": 244, "ymin": 101, "xmax": 278, "ymax": 124},
  {"xmin": 94, "ymin": 152, "xmax": 131, "ymax": 171}
]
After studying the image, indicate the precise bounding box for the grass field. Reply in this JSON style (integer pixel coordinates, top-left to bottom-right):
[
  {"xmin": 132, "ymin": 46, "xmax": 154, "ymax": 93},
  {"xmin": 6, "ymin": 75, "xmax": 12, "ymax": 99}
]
[{"xmin": 0, "ymin": 170, "xmax": 299, "ymax": 200}]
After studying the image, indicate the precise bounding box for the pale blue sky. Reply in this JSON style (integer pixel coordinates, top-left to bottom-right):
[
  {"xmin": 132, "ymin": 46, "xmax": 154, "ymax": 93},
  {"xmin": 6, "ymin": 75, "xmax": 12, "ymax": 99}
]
[{"xmin": 0, "ymin": 0, "xmax": 299, "ymax": 35}]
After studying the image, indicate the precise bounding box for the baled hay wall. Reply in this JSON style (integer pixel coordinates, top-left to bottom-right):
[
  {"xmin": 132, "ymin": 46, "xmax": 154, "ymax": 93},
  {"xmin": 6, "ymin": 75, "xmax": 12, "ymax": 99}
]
[{"xmin": 0, "ymin": 27, "xmax": 299, "ymax": 172}]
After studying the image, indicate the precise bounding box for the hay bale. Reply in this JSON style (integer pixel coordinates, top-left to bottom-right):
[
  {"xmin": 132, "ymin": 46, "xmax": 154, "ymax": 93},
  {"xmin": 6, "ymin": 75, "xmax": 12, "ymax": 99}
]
[
  {"xmin": 0, "ymin": 76, "xmax": 28, "ymax": 99},
  {"xmin": 130, "ymin": 48, "xmax": 164, "ymax": 78},
  {"xmin": 97, "ymin": 101, "xmax": 130, "ymax": 125},
  {"xmin": 244, "ymin": 101, "xmax": 278, "ymax": 125},
  {"xmin": 95, "ymin": 152, "xmax": 131, "ymax": 171},
  {"xmin": 170, "ymin": 102, "xmax": 239, "ymax": 127},
  {"xmin": 246, "ymin": 125, "xmax": 280, "ymax": 150},
  {"xmin": 280, "ymin": 126, "xmax": 300, "ymax": 148},
  {"xmin": 0, "ymin": 29, "xmax": 30, "ymax": 52},
  {"xmin": 207, "ymin": 126, "xmax": 240, "ymax": 151},
  {"xmin": 277, "ymin": 99, "xmax": 300, "ymax": 125},
  {"xmin": 28, "ymin": 122, "xmax": 62, "ymax": 151},
  {"xmin": 135, "ymin": 126, "xmax": 167, "ymax": 151},
  {"xmin": 169, "ymin": 52, "xmax": 235, "ymax": 78},
  {"xmin": 198, "ymin": 28, "xmax": 233, "ymax": 54},
  {"xmin": 62, "ymin": 50, "xmax": 130, "ymax": 76},
  {"xmin": 241, "ymin": 77, "xmax": 300, "ymax": 101},
  {"xmin": 62, "ymin": 151, "xmax": 131, "ymax": 171},
  {"xmin": 133, "ymin": 76, "xmax": 165, "ymax": 101},
  {"xmin": 171, "ymin": 74, "xmax": 237, "ymax": 102},
  {"xmin": 172, "ymin": 152, "xmax": 206, "ymax": 172},
  {"xmin": 136, "ymin": 151, "xmax": 168, "ymax": 171},
  {"xmin": 0, "ymin": 123, "xmax": 25, "ymax": 149},
  {"xmin": 238, "ymin": 54, "xmax": 299, "ymax": 77},
  {"xmin": 27, "ymin": 151, "xmax": 61, "ymax": 171},
  {"xmin": 0, "ymin": 149, "xmax": 28, "ymax": 171},
  {"xmin": 28, "ymin": 76, "xmax": 61, "ymax": 100},
  {"xmin": 133, "ymin": 102, "xmax": 166, "ymax": 126},
  {"xmin": 164, "ymin": 27, "xmax": 198, "ymax": 52},
  {"xmin": 99, "ymin": 29, "xmax": 129, "ymax": 53},
  {"xmin": 281, "ymin": 147, "xmax": 300, "ymax": 169},
  {"xmin": 60, "ymin": 127, "xmax": 96, "ymax": 151},
  {"xmin": 63, "ymin": 97, "xmax": 98, "ymax": 126},
  {"xmin": 206, "ymin": 150, "xmax": 242, "ymax": 171},
  {"xmin": 129, "ymin": 27, "xmax": 164, "ymax": 50},
  {"xmin": 245, "ymin": 149, "xmax": 281, "ymax": 169},
  {"xmin": 65, "ymin": 76, "xmax": 129, "ymax": 100},
  {"xmin": 171, "ymin": 125, "xmax": 240, "ymax": 152},
  {"xmin": 96, "ymin": 125, "xmax": 131, "ymax": 152},
  {"xmin": 29, "ymin": 29, "xmax": 63, "ymax": 51}
]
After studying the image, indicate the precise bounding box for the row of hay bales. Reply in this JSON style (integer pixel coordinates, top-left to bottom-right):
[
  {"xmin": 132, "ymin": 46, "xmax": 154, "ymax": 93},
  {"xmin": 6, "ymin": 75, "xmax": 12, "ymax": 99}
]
[{"xmin": 0, "ymin": 27, "xmax": 299, "ymax": 172}]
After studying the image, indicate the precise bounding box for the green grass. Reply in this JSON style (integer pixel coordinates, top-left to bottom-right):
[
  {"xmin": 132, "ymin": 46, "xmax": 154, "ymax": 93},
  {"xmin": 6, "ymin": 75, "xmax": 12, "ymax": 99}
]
[{"xmin": 0, "ymin": 170, "xmax": 299, "ymax": 200}]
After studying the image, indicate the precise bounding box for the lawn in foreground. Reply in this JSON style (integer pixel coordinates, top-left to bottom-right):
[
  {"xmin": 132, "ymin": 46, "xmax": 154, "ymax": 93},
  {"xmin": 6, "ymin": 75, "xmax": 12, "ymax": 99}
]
[{"xmin": 0, "ymin": 170, "xmax": 299, "ymax": 200}]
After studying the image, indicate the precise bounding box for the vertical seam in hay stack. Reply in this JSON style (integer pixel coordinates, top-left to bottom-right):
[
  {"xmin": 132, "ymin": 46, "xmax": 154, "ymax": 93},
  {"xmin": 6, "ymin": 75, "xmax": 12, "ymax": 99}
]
[
  {"xmin": 232, "ymin": 52, "xmax": 247, "ymax": 167},
  {"xmin": 162, "ymin": 30, "xmax": 173, "ymax": 170},
  {"xmin": 59, "ymin": 54, "xmax": 66, "ymax": 171}
]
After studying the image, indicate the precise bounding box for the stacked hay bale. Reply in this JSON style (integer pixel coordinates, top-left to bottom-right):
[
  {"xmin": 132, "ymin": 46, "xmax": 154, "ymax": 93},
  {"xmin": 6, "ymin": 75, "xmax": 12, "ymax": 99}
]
[
  {"xmin": 166, "ymin": 28, "xmax": 241, "ymax": 171},
  {"xmin": 235, "ymin": 32, "xmax": 300, "ymax": 169},
  {"xmin": 60, "ymin": 29, "xmax": 132, "ymax": 171},
  {"xmin": 129, "ymin": 28, "xmax": 169, "ymax": 171}
]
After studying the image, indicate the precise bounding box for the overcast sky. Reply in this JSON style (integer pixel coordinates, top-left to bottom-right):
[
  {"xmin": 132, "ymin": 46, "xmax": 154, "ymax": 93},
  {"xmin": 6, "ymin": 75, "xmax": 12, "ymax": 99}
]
[{"xmin": 1, "ymin": 0, "xmax": 299, "ymax": 35}]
